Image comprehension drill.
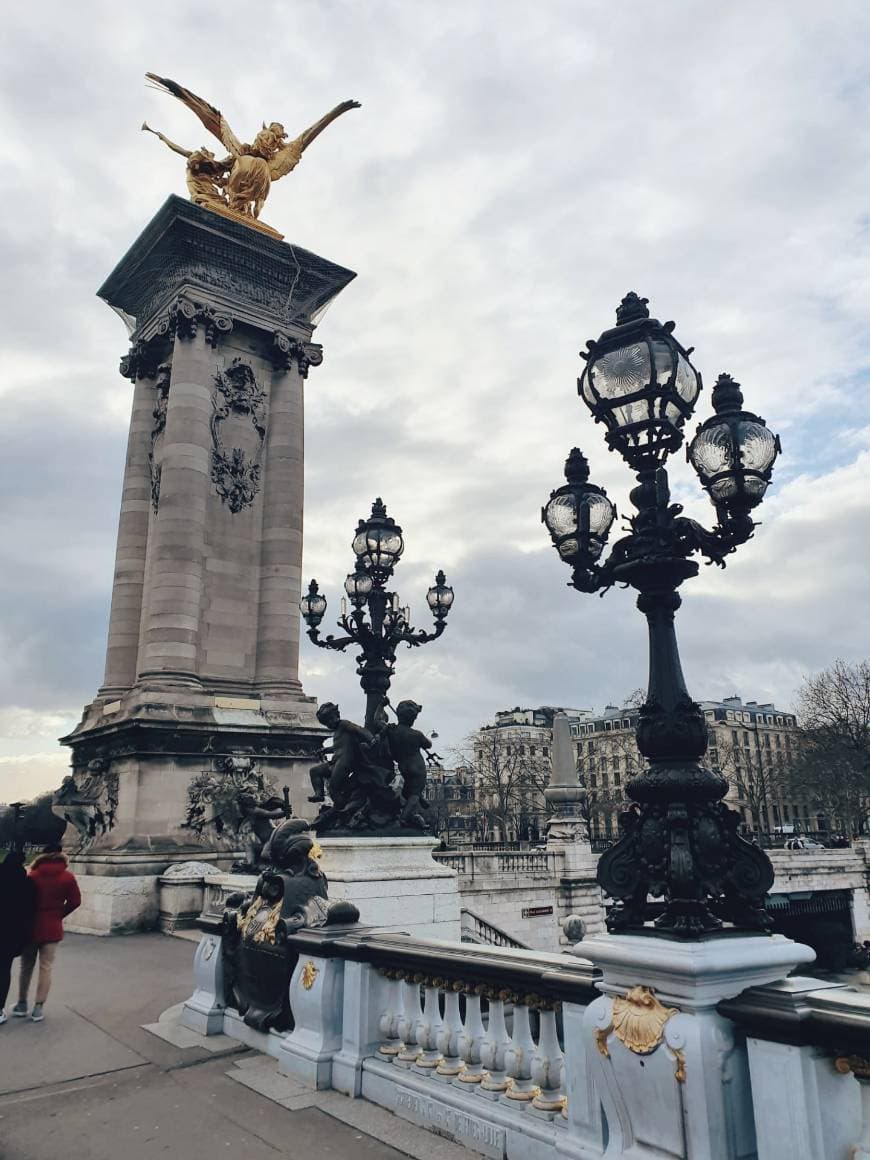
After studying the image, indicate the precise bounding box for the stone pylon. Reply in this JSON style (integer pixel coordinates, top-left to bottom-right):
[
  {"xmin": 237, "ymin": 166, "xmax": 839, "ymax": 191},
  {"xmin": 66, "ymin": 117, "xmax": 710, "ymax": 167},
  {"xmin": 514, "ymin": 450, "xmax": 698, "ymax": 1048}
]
[
  {"xmin": 546, "ymin": 714, "xmax": 600, "ymax": 943},
  {"xmin": 60, "ymin": 196, "xmax": 355, "ymax": 932}
]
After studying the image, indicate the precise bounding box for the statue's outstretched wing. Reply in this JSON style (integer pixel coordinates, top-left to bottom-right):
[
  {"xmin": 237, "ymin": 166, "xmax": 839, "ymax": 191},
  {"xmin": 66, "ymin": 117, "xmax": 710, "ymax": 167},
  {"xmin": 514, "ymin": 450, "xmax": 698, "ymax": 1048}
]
[
  {"xmin": 270, "ymin": 100, "xmax": 361, "ymax": 181},
  {"xmin": 146, "ymin": 72, "xmax": 243, "ymax": 155},
  {"xmin": 269, "ymin": 139, "xmax": 305, "ymax": 181}
]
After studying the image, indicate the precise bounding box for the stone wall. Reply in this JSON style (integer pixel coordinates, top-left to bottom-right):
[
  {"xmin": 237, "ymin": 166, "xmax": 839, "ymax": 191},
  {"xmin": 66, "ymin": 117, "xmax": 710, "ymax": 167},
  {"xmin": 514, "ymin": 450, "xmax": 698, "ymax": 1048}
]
[
  {"xmin": 435, "ymin": 848, "xmax": 604, "ymax": 951},
  {"xmin": 769, "ymin": 842, "xmax": 870, "ymax": 941}
]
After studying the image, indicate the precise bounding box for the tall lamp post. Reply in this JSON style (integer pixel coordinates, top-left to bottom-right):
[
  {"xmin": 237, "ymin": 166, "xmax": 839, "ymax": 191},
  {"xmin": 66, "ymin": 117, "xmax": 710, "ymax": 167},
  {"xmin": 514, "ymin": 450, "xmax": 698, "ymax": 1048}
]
[
  {"xmin": 543, "ymin": 292, "xmax": 781, "ymax": 937},
  {"xmin": 300, "ymin": 498, "xmax": 454, "ymax": 730}
]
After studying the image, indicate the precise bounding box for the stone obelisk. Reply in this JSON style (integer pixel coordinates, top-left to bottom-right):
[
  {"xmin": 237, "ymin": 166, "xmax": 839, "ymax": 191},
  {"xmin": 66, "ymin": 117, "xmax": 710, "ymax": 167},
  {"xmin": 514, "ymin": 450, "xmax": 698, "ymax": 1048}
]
[
  {"xmin": 61, "ymin": 195, "xmax": 355, "ymax": 932},
  {"xmin": 545, "ymin": 713, "xmax": 602, "ymax": 944}
]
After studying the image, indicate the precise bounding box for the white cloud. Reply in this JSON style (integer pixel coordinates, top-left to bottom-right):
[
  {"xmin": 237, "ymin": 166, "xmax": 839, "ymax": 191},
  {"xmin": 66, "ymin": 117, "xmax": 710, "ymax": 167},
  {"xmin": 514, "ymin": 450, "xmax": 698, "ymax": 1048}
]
[{"xmin": 2, "ymin": 0, "xmax": 870, "ymax": 759}]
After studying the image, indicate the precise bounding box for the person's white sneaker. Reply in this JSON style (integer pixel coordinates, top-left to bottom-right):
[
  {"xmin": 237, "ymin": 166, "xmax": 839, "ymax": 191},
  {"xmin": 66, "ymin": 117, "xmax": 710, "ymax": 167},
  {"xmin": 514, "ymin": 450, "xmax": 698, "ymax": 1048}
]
[
  {"xmin": 11, "ymin": 1001, "xmax": 27, "ymax": 1017},
  {"xmin": 0, "ymin": 1009, "xmax": 7, "ymax": 1025},
  {"xmin": 30, "ymin": 1003, "xmax": 44, "ymax": 1022}
]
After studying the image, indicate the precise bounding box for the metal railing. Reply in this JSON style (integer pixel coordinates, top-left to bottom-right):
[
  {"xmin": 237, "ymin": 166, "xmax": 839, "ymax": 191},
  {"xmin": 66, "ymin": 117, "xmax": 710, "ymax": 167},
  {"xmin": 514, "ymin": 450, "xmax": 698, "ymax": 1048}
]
[{"xmin": 460, "ymin": 907, "xmax": 529, "ymax": 950}]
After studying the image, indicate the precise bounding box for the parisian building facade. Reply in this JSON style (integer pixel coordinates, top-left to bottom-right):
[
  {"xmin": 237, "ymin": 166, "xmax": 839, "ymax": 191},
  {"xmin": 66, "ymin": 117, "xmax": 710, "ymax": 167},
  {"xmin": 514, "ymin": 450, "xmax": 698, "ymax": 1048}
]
[{"xmin": 451, "ymin": 697, "xmax": 808, "ymax": 845}]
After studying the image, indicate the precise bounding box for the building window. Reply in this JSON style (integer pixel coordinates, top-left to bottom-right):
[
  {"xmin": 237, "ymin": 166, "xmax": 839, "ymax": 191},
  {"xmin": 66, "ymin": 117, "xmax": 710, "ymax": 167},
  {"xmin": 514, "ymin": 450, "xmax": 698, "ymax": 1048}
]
[
  {"xmin": 543, "ymin": 746, "xmax": 549, "ymax": 757},
  {"xmin": 589, "ymin": 774, "xmax": 597, "ymax": 788},
  {"xmin": 614, "ymin": 771, "xmax": 621, "ymax": 787}
]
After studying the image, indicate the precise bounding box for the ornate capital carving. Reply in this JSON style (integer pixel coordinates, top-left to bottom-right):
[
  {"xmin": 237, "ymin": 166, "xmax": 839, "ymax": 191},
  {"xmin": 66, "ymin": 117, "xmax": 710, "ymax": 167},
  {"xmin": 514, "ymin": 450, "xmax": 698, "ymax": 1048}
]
[
  {"xmin": 271, "ymin": 330, "xmax": 324, "ymax": 377},
  {"xmin": 120, "ymin": 337, "xmax": 166, "ymax": 381},
  {"xmin": 157, "ymin": 295, "xmax": 234, "ymax": 347}
]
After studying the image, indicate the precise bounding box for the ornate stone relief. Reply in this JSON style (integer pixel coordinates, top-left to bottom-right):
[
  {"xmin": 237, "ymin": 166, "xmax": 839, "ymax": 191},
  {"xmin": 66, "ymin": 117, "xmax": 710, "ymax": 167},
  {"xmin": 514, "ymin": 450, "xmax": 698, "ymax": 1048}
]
[
  {"xmin": 148, "ymin": 364, "xmax": 171, "ymax": 513},
  {"xmin": 51, "ymin": 758, "xmax": 120, "ymax": 851},
  {"xmin": 210, "ymin": 359, "xmax": 267, "ymax": 513},
  {"xmin": 271, "ymin": 330, "xmax": 323, "ymax": 377},
  {"xmin": 156, "ymin": 294, "xmax": 234, "ymax": 347},
  {"xmin": 595, "ymin": 985, "xmax": 686, "ymax": 1083}
]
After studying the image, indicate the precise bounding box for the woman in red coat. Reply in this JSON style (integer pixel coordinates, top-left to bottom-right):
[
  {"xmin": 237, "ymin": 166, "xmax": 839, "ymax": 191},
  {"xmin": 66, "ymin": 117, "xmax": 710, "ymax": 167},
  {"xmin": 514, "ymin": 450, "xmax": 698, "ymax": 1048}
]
[{"xmin": 13, "ymin": 845, "xmax": 81, "ymax": 1022}]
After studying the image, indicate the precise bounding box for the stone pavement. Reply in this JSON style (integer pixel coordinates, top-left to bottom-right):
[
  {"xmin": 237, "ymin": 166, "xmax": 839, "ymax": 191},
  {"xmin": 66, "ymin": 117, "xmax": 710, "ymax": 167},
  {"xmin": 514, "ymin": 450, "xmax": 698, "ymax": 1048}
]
[{"xmin": 0, "ymin": 932, "xmax": 474, "ymax": 1160}]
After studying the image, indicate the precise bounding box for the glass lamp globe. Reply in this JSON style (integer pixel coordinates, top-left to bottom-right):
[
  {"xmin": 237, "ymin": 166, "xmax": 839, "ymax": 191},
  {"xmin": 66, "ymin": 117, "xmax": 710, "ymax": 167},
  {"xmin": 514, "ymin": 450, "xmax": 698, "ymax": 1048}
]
[
  {"xmin": 300, "ymin": 579, "xmax": 327, "ymax": 626},
  {"xmin": 688, "ymin": 374, "xmax": 781, "ymax": 510},
  {"xmin": 578, "ymin": 292, "xmax": 701, "ymax": 472},
  {"xmin": 344, "ymin": 570, "xmax": 373, "ymax": 604},
  {"xmin": 352, "ymin": 497, "xmax": 405, "ymax": 576},
  {"xmin": 542, "ymin": 448, "xmax": 616, "ymax": 566},
  {"xmin": 426, "ymin": 570, "xmax": 455, "ymax": 619}
]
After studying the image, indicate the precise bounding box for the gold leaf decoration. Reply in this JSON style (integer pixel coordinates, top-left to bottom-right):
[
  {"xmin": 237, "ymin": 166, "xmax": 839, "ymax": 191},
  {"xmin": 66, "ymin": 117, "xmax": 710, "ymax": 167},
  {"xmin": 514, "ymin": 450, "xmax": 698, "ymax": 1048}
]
[
  {"xmin": 301, "ymin": 961, "xmax": 319, "ymax": 990},
  {"xmin": 611, "ymin": 986, "xmax": 679, "ymax": 1055}
]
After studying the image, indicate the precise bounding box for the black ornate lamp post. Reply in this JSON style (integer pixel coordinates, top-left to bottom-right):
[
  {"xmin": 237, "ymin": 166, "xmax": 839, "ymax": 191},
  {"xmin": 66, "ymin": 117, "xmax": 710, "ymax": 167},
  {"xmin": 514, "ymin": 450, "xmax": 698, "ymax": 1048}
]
[
  {"xmin": 543, "ymin": 292, "xmax": 781, "ymax": 937},
  {"xmin": 300, "ymin": 498, "xmax": 454, "ymax": 730}
]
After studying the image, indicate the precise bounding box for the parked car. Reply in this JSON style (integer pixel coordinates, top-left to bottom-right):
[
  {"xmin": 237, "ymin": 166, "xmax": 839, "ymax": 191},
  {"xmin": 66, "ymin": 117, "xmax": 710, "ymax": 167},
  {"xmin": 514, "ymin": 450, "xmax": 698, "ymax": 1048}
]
[{"xmin": 784, "ymin": 837, "xmax": 825, "ymax": 850}]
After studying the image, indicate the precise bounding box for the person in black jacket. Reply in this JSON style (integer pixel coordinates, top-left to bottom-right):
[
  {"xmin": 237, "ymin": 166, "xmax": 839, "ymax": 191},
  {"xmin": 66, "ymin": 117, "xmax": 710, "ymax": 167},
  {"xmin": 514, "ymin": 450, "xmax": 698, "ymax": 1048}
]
[{"xmin": 0, "ymin": 849, "xmax": 35, "ymax": 1024}]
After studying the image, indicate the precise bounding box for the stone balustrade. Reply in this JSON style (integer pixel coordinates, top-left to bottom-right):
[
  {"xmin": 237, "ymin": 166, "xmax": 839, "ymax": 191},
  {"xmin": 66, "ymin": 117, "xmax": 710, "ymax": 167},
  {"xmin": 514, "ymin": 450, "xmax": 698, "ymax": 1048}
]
[
  {"xmin": 434, "ymin": 848, "xmax": 562, "ymax": 881},
  {"xmin": 184, "ymin": 919, "xmax": 870, "ymax": 1160}
]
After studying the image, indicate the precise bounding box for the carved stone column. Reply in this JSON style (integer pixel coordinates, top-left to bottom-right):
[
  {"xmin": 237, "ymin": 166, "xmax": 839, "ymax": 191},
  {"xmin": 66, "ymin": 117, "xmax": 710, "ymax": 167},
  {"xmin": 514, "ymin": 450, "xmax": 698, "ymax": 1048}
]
[
  {"xmin": 100, "ymin": 358, "xmax": 165, "ymax": 696},
  {"xmin": 254, "ymin": 337, "xmax": 319, "ymax": 694},
  {"xmin": 61, "ymin": 196, "xmax": 356, "ymax": 933},
  {"xmin": 138, "ymin": 323, "xmax": 216, "ymax": 685}
]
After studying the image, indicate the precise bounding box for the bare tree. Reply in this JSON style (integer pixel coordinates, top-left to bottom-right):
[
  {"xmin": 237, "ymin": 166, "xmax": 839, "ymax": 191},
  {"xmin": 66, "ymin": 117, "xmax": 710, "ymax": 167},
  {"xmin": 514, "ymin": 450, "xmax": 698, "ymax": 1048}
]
[
  {"xmin": 455, "ymin": 729, "xmax": 550, "ymax": 841},
  {"xmin": 714, "ymin": 738, "xmax": 791, "ymax": 834},
  {"xmin": 791, "ymin": 660, "xmax": 870, "ymax": 835},
  {"xmin": 575, "ymin": 726, "xmax": 636, "ymax": 837}
]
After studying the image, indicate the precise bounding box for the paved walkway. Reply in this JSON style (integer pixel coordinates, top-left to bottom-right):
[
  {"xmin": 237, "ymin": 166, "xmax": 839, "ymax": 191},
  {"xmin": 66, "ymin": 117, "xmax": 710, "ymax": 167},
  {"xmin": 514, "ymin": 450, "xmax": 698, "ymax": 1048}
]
[{"xmin": 0, "ymin": 932, "xmax": 433, "ymax": 1160}]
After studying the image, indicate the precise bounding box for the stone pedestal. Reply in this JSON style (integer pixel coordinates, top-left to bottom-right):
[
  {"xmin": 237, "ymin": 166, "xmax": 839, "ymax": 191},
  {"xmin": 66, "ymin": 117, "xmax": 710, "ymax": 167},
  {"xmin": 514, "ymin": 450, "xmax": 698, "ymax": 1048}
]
[
  {"xmin": 319, "ymin": 837, "xmax": 461, "ymax": 940},
  {"xmin": 59, "ymin": 197, "xmax": 356, "ymax": 931},
  {"xmin": 578, "ymin": 932, "xmax": 816, "ymax": 1160}
]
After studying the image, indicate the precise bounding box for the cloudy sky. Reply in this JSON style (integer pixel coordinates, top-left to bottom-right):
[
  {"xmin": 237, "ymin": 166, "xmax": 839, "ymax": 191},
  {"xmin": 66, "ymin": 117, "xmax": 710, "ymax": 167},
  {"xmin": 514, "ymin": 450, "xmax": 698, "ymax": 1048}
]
[{"xmin": 2, "ymin": 0, "xmax": 869, "ymax": 802}]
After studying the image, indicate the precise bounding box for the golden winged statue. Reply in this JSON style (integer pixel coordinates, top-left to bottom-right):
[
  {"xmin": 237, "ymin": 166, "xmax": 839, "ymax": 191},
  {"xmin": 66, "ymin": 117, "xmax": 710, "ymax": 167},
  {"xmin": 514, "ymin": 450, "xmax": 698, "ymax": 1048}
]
[{"xmin": 143, "ymin": 73, "xmax": 360, "ymax": 238}]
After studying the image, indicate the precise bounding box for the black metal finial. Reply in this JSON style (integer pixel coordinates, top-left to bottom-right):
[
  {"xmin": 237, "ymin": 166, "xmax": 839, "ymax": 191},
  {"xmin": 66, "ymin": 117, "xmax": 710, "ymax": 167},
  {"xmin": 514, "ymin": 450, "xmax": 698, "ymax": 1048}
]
[
  {"xmin": 615, "ymin": 292, "xmax": 650, "ymax": 325},
  {"xmin": 371, "ymin": 497, "xmax": 387, "ymax": 518},
  {"xmin": 711, "ymin": 373, "xmax": 744, "ymax": 414},
  {"xmin": 434, "ymin": 569, "xmax": 446, "ymax": 585},
  {"xmin": 564, "ymin": 447, "xmax": 591, "ymax": 484}
]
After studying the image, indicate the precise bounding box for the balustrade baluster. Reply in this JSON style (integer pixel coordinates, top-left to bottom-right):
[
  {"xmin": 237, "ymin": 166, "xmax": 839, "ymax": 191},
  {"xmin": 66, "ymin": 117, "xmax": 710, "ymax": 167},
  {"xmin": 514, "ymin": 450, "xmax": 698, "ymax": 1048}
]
[
  {"xmin": 531, "ymin": 1003, "xmax": 566, "ymax": 1115},
  {"xmin": 377, "ymin": 970, "xmax": 403, "ymax": 1056},
  {"xmin": 414, "ymin": 978, "xmax": 445, "ymax": 1072},
  {"xmin": 503, "ymin": 994, "xmax": 539, "ymax": 1102},
  {"xmin": 478, "ymin": 988, "xmax": 513, "ymax": 1099},
  {"xmin": 435, "ymin": 982, "xmax": 465, "ymax": 1079},
  {"xmin": 396, "ymin": 975, "xmax": 424, "ymax": 1066},
  {"xmin": 457, "ymin": 984, "xmax": 488, "ymax": 1084}
]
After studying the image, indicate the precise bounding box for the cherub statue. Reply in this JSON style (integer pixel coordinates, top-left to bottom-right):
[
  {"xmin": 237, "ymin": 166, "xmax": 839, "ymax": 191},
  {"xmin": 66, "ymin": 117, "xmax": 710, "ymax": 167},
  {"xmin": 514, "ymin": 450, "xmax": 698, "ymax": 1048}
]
[
  {"xmin": 310, "ymin": 702, "xmax": 400, "ymax": 832},
  {"xmin": 386, "ymin": 700, "xmax": 432, "ymax": 828},
  {"xmin": 144, "ymin": 73, "xmax": 360, "ymax": 228},
  {"xmin": 233, "ymin": 786, "xmax": 291, "ymax": 873}
]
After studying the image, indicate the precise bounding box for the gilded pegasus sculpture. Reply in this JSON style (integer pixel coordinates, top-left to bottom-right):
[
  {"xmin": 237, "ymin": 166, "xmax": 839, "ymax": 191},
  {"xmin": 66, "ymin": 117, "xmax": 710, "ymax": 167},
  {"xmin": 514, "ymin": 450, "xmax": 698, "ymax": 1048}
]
[{"xmin": 143, "ymin": 72, "xmax": 360, "ymax": 237}]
